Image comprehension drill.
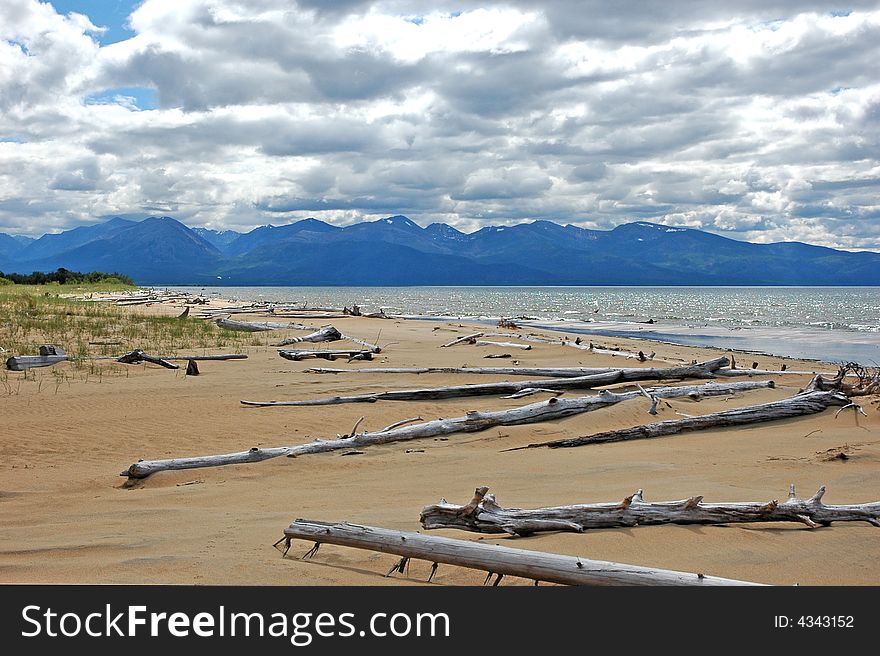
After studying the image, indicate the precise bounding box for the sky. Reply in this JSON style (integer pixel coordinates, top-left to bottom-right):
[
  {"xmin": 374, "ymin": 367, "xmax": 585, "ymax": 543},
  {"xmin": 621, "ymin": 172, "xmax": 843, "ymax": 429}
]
[{"xmin": 0, "ymin": 1, "xmax": 879, "ymax": 250}]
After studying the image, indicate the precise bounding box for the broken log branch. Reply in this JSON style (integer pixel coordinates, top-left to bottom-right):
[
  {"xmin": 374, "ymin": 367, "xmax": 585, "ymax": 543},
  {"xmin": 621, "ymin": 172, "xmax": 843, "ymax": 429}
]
[
  {"xmin": 125, "ymin": 379, "xmax": 772, "ymax": 478},
  {"xmin": 523, "ymin": 389, "xmax": 850, "ymax": 450},
  {"xmin": 280, "ymin": 520, "xmax": 765, "ymax": 586},
  {"xmin": 420, "ymin": 485, "xmax": 880, "ymax": 536}
]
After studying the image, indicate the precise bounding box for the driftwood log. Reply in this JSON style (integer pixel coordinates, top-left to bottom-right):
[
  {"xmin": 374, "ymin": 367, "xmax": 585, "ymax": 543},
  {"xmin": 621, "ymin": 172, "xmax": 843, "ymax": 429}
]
[
  {"xmin": 216, "ymin": 318, "xmax": 314, "ymax": 332},
  {"xmin": 160, "ymin": 354, "xmax": 248, "ymax": 362},
  {"xmin": 440, "ymin": 332, "xmax": 485, "ymax": 347},
  {"xmin": 279, "ymin": 520, "xmax": 765, "ymax": 586},
  {"xmin": 475, "ymin": 340, "xmax": 531, "ymax": 350},
  {"xmin": 420, "ymin": 485, "xmax": 880, "ymax": 536},
  {"xmin": 278, "ymin": 349, "xmax": 374, "ymax": 362},
  {"xmin": 272, "ymin": 326, "xmax": 343, "ymax": 346},
  {"xmin": 523, "ymin": 389, "xmax": 850, "ymax": 450},
  {"xmin": 239, "ymin": 359, "xmax": 750, "ymax": 407},
  {"xmin": 440, "ymin": 330, "xmax": 663, "ymax": 359},
  {"xmin": 123, "ymin": 379, "xmax": 772, "ymax": 478},
  {"xmin": 305, "ymin": 358, "xmax": 735, "ymax": 379},
  {"xmin": 117, "ymin": 349, "xmax": 178, "ymax": 369},
  {"xmin": 339, "ymin": 333, "xmax": 382, "ymax": 353},
  {"xmin": 273, "ymin": 326, "xmax": 381, "ymax": 353},
  {"xmin": 6, "ymin": 345, "xmax": 67, "ymax": 370}
]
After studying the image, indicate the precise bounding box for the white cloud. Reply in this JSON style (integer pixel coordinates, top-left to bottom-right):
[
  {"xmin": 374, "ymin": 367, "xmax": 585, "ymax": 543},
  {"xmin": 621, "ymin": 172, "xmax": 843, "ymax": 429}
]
[{"xmin": 0, "ymin": 0, "xmax": 878, "ymax": 250}]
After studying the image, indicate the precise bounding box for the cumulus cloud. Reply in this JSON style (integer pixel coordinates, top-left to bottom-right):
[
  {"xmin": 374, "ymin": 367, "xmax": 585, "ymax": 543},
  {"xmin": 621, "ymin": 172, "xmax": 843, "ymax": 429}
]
[{"xmin": 0, "ymin": 0, "xmax": 878, "ymax": 250}]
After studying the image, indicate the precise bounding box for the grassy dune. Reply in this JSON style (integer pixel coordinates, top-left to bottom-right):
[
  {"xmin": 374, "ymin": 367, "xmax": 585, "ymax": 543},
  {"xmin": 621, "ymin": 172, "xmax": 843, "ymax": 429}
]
[{"xmin": 0, "ymin": 283, "xmax": 262, "ymax": 363}]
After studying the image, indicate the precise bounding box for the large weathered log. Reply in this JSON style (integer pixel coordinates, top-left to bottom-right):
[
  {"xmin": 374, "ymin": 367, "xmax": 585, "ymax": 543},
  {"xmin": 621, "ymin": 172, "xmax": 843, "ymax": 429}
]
[
  {"xmin": 272, "ymin": 326, "xmax": 343, "ymax": 347},
  {"xmin": 277, "ymin": 349, "xmax": 373, "ymax": 362},
  {"xmin": 216, "ymin": 317, "xmax": 314, "ymax": 332},
  {"xmin": 715, "ymin": 368, "xmax": 835, "ymax": 377},
  {"xmin": 280, "ymin": 520, "xmax": 766, "ymax": 586},
  {"xmin": 524, "ymin": 389, "xmax": 850, "ymax": 450},
  {"xmin": 421, "ymin": 485, "xmax": 880, "ymax": 536},
  {"xmin": 123, "ymin": 379, "xmax": 772, "ymax": 478},
  {"xmin": 306, "ymin": 356, "xmax": 730, "ymax": 379},
  {"xmin": 239, "ymin": 362, "xmax": 751, "ymax": 407},
  {"xmin": 5, "ymin": 345, "xmax": 68, "ymax": 370}
]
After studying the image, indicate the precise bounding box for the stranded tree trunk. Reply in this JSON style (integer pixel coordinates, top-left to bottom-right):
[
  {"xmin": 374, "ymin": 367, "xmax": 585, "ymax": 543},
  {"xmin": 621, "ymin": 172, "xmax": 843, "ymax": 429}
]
[
  {"xmin": 305, "ymin": 357, "xmax": 731, "ymax": 379},
  {"xmin": 216, "ymin": 318, "xmax": 315, "ymax": 332},
  {"xmin": 420, "ymin": 485, "xmax": 880, "ymax": 536},
  {"xmin": 522, "ymin": 389, "xmax": 850, "ymax": 450},
  {"xmin": 279, "ymin": 520, "xmax": 766, "ymax": 586},
  {"xmin": 239, "ymin": 360, "xmax": 750, "ymax": 407},
  {"xmin": 122, "ymin": 379, "xmax": 772, "ymax": 478}
]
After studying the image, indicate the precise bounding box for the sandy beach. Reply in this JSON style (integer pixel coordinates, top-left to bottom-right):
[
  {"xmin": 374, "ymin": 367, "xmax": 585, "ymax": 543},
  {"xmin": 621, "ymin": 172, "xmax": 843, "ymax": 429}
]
[{"xmin": 1, "ymin": 297, "xmax": 878, "ymax": 586}]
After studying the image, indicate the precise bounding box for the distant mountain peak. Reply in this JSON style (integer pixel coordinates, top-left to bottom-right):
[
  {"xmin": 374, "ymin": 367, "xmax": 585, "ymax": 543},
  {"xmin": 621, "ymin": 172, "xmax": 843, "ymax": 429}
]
[{"xmin": 379, "ymin": 215, "xmax": 420, "ymax": 229}]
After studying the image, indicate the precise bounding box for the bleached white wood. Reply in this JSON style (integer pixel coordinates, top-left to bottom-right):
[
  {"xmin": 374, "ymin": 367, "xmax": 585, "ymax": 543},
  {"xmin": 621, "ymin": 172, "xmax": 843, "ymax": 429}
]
[
  {"xmin": 524, "ymin": 390, "xmax": 850, "ymax": 449},
  {"xmin": 420, "ymin": 485, "xmax": 880, "ymax": 536},
  {"xmin": 238, "ymin": 362, "xmax": 754, "ymax": 407},
  {"xmin": 216, "ymin": 317, "xmax": 313, "ymax": 332},
  {"xmin": 280, "ymin": 520, "xmax": 767, "ymax": 586},
  {"xmin": 122, "ymin": 379, "xmax": 772, "ymax": 478},
  {"xmin": 277, "ymin": 349, "xmax": 373, "ymax": 362},
  {"xmin": 305, "ymin": 357, "xmax": 731, "ymax": 379},
  {"xmin": 474, "ymin": 340, "xmax": 532, "ymax": 350}
]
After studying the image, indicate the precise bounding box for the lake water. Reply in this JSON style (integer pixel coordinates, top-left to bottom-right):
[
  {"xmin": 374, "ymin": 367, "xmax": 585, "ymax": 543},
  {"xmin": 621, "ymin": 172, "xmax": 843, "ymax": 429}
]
[{"xmin": 160, "ymin": 286, "xmax": 880, "ymax": 364}]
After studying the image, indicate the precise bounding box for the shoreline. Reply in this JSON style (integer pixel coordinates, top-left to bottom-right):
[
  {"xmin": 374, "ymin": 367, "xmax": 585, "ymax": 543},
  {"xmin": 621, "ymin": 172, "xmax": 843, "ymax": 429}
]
[{"xmin": 149, "ymin": 286, "xmax": 880, "ymax": 364}]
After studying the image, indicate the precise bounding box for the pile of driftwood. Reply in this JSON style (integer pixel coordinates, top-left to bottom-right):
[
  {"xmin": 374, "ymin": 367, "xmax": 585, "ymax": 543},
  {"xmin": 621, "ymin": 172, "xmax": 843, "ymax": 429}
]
[
  {"xmin": 122, "ymin": 359, "xmax": 877, "ymax": 480},
  {"xmin": 213, "ymin": 318, "xmax": 383, "ymax": 361}
]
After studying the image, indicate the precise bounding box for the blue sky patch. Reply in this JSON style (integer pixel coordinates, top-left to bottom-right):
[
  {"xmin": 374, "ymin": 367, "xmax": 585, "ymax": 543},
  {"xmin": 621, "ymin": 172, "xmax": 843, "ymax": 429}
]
[
  {"xmin": 50, "ymin": 0, "xmax": 139, "ymax": 46},
  {"xmin": 85, "ymin": 86, "xmax": 157, "ymax": 111}
]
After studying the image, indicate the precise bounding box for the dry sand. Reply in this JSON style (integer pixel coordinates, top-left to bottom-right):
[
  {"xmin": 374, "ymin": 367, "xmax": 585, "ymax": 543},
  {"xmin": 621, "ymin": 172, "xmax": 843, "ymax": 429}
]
[{"xmin": 1, "ymin": 302, "xmax": 879, "ymax": 586}]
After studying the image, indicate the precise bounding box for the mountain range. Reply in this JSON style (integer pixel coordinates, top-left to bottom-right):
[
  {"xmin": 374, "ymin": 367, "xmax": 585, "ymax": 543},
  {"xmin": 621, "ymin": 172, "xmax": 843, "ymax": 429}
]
[{"xmin": 1, "ymin": 215, "xmax": 878, "ymax": 286}]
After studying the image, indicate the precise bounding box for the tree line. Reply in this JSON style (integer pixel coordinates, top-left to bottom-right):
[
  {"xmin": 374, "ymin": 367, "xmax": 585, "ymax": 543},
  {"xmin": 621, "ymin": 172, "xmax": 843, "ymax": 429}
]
[{"xmin": 0, "ymin": 267, "xmax": 134, "ymax": 286}]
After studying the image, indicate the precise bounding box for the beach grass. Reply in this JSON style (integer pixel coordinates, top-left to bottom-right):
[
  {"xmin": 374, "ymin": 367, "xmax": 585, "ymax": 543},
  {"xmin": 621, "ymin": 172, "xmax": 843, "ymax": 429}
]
[{"xmin": 0, "ymin": 284, "xmax": 263, "ymax": 362}]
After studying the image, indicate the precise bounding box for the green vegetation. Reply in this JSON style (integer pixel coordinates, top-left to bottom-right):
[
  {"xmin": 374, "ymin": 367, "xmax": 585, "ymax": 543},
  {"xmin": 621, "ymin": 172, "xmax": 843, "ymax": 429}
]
[
  {"xmin": 0, "ymin": 287, "xmax": 264, "ymax": 370},
  {"xmin": 0, "ymin": 267, "xmax": 135, "ymax": 286}
]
